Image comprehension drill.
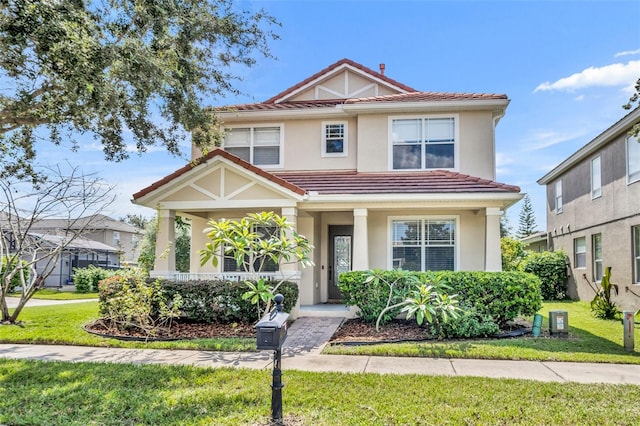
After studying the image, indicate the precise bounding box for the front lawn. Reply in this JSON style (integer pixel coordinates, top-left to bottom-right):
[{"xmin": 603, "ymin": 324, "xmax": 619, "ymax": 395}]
[
  {"xmin": 1, "ymin": 358, "xmax": 638, "ymax": 425},
  {"xmin": 325, "ymin": 301, "xmax": 640, "ymax": 364},
  {"xmin": 0, "ymin": 302, "xmax": 254, "ymax": 352}
]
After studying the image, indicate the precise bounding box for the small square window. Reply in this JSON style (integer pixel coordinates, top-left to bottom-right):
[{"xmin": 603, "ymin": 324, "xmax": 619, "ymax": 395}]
[{"xmin": 322, "ymin": 122, "xmax": 347, "ymax": 157}]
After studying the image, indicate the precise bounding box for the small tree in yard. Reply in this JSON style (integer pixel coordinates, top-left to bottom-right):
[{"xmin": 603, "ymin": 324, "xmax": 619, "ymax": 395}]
[
  {"xmin": 199, "ymin": 212, "xmax": 313, "ymax": 319},
  {"xmin": 0, "ymin": 165, "xmax": 114, "ymax": 323}
]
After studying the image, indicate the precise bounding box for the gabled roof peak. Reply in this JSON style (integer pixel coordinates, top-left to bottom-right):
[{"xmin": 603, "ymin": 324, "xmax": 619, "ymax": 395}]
[{"xmin": 264, "ymin": 58, "xmax": 417, "ymax": 104}]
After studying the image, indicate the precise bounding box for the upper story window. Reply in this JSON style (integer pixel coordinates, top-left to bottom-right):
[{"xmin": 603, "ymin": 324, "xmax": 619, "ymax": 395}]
[
  {"xmin": 113, "ymin": 231, "xmax": 120, "ymax": 247},
  {"xmin": 322, "ymin": 122, "xmax": 347, "ymax": 157},
  {"xmin": 591, "ymin": 156, "xmax": 601, "ymax": 199},
  {"xmin": 132, "ymin": 234, "xmax": 139, "ymax": 249},
  {"xmin": 627, "ymin": 135, "xmax": 640, "ymax": 184},
  {"xmin": 391, "ymin": 116, "xmax": 456, "ymax": 170},
  {"xmin": 555, "ymin": 180, "xmax": 563, "ymax": 214},
  {"xmin": 224, "ymin": 126, "xmax": 282, "ymax": 167}
]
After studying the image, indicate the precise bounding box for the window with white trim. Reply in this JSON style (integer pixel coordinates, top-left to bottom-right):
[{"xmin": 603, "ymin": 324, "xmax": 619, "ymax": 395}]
[
  {"xmin": 322, "ymin": 122, "xmax": 347, "ymax": 157},
  {"xmin": 633, "ymin": 225, "xmax": 640, "ymax": 284},
  {"xmin": 592, "ymin": 233, "xmax": 602, "ymax": 282},
  {"xmin": 391, "ymin": 117, "xmax": 455, "ymax": 170},
  {"xmin": 555, "ymin": 180, "xmax": 563, "ymax": 214},
  {"xmin": 591, "ymin": 156, "xmax": 601, "ymax": 199},
  {"xmin": 574, "ymin": 237, "xmax": 586, "ymax": 269},
  {"xmin": 113, "ymin": 231, "xmax": 120, "ymax": 247},
  {"xmin": 627, "ymin": 135, "xmax": 640, "ymax": 184},
  {"xmin": 224, "ymin": 126, "xmax": 282, "ymax": 167},
  {"xmin": 391, "ymin": 218, "xmax": 456, "ymax": 271},
  {"xmin": 222, "ymin": 226, "xmax": 279, "ymax": 273}
]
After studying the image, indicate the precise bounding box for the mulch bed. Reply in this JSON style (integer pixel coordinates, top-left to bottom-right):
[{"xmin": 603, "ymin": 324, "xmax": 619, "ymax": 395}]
[{"xmin": 84, "ymin": 319, "xmax": 256, "ymax": 341}]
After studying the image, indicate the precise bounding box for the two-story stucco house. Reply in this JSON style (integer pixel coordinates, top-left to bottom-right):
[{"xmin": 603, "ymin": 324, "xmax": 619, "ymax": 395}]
[
  {"xmin": 538, "ymin": 107, "xmax": 640, "ymax": 311},
  {"xmin": 132, "ymin": 59, "xmax": 522, "ymax": 317}
]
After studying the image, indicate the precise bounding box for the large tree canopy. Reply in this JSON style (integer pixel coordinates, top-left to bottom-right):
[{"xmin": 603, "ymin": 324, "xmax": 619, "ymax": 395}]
[{"xmin": 0, "ymin": 0, "xmax": 278, "ymax": 178}]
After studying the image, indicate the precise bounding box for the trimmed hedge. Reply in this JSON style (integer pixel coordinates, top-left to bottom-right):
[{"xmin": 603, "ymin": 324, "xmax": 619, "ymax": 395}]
[
  {"xmin": 74, "ymin": 265, "xmax": 116, "ymax": 293},
  {"xmin": 339, "ymin": 270, "xmax": 542, "ymax": 327},
  {"xmin": 152, "ymin": 279, "xmax": 298, "ymax": 324},
  {"xmin": 521, "ymin": 250, "xmax": 569, "ymax": 300}
]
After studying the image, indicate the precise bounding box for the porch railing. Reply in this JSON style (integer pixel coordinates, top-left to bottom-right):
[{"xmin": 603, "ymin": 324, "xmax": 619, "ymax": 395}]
[{"xmin": 166, "ymin": 271, "xmax": 301, "ymax": 282}]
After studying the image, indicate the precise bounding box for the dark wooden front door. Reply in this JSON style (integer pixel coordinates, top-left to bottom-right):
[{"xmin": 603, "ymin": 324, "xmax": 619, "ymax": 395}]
[{"xmin": 328, "ymin": 225, "xmax": 353, "ymax": 300}]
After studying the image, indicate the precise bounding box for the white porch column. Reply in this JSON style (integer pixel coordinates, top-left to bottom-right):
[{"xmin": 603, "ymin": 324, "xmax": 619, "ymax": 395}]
[
  {"xmin": 485, "ymin": 207, "xmax": 502, "ymax": 272},
  {"xmin": 281, "ymin": 207, "xmax": 299, "ymax": 275},
  {"xmin": 353, "ymin": 208, "xmax": 369, "ymax": 270},
  {"xmin": 152, "ymin": 209, "xmax": 176, "ymax": 277}
]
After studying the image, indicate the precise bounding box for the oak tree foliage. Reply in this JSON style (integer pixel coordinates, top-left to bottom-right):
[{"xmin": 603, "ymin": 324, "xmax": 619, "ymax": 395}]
[{"xmin": 0, "ymin": 0, "xmax": 279, "ymax": 179}]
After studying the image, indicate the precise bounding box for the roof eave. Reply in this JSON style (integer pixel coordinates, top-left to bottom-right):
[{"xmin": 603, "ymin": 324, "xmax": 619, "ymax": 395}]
[
  {"xmin": 217, "ymin": 106, "xmax": 349, "ymax": 122},
  {"xmin": 538, "ymin": 107, "xmax": 640, "ymax": 185},
  {"xmin": 342, "ymin": 99, "xmax": 510, "ymax": 114}
]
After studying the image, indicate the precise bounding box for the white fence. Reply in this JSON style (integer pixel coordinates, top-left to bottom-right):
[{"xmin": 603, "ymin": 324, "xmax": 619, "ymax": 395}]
[{"xmin": 166, "ymin": 272, "xmax": 301, "ymax": 282}]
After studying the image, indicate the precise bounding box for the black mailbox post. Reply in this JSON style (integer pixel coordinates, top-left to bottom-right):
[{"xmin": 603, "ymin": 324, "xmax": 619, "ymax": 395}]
[{"xmin": 255, "ymin": 294, "xmax": 289, "ymax": 425}]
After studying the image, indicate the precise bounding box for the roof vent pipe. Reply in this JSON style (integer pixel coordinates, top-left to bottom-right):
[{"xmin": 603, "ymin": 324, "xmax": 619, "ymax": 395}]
[{"xmin": 379, "ymin": 63, "xmax": 385, "ymax": 75}]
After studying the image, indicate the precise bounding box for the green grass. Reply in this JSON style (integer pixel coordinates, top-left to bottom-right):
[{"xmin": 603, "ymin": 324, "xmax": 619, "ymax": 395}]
[
  {"xmin": 9, "ymin": 289, "xmax": 99, "ymax": 300},
  {"xmin": 325, "ymin": 301, "xmax": 640, "ymax": 364},
  {"xmin": 0, "ymin": 302, "xmax": 254, "ymax": 351},
  {"xmin": 0, "ymin": 358, "xmax": 638, "ymax": 425}
]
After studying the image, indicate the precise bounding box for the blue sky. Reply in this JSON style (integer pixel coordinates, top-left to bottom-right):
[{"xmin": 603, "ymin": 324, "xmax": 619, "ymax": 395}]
[{"xmin": 36, "ymin": 0, "xmax": 640, "ymax": 231}]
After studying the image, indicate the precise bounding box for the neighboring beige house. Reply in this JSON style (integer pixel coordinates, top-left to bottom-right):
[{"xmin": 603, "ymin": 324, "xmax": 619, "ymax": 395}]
[
  {"xmin": 133, "ymin": 59, "xmax": 522, "ymax": 317},
  {"xmin": 538, "ymin": 107, "xmax": 640, "ymax": 311},
  {"xmin": 520, "ymin": 231, "xmax": 548, "ymax": 253},
  {"xmin": 31, "ymin": 214, "xmax": 143, "ymax": 265}
]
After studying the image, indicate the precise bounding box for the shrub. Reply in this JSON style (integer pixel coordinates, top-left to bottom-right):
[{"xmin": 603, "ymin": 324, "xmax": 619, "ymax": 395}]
[
  {"xmin": 98, "ymin": 274, "xmax": 183, "ymax": 337},
  {"xmin": 429, "ymin": 306, "xmax": 500, "ymax": 339},
  {"xmin": 73, "ymin": 265, "xmax": 116, "ymax": 293},
  {"xmin": 1, "ymin": 257, "xmax": 30, "ymax": 293},
  {"xmin": 339, "ymin": 270, "xmax": 542, "ymax": 328},
  {"xmin": 153, "ymin": 279, "xmax": 298, "ymax": 324},
  {"xmin": 521, "ymin": 250, "xmax": 569, "ymax": 300},
  {"xmin": 591, "ymin": 266, "xmax": 620, "ymax": 320},
  {"xmin": 501, "ymin": 237, "xmax": 528, "ymax": 271}
]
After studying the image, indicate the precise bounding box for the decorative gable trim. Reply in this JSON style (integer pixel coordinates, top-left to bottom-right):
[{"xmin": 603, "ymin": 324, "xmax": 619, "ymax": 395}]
[{"xmin": 265, "ymin": 58, "xmax": 416, "ymax": 104}]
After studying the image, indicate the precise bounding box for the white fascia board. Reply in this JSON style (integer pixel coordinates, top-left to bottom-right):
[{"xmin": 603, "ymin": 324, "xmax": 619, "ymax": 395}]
[
  {"xmin": 155, "ymin": 199, "xmax": 299, "ymax": 211},
  {"xmin": 303, "ymin": 192, "xmax": 522, "ymax": 208},
  {"xmin": 341, "ymin": 99, "xmax": 509, "ymax": 114},
  {"xmin": 538, "ymin": 107, "xmax": 640, "ymax": 185},
  {"xmin": 217, "ymin": 106, "xmax": 349, "ymax": 122}
]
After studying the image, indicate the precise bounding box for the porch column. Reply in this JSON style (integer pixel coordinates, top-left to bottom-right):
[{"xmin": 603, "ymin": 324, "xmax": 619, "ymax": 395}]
[
  {"xmin": 281, "ymin": 207, "xmax": 299, "ymax": 276},
  {"xmin": 485, "ymin": 207, "xmax": 502, "ymax": 271},
  {"xmin": 151, "ymin": 209, "xmax": 176, "ymax": 277},
  {"xmin": 353, "ymin": 208, "xmax": 369, "ymax": 270}
]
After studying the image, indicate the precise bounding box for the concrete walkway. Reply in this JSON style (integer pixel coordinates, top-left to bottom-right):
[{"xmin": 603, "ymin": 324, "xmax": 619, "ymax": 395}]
[{"xmin": 1, "ymin": 312, "xmax": 640, "ymax": 384}]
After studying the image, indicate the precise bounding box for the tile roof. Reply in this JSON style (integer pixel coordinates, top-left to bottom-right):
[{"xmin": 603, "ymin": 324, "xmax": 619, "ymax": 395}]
[
  {"xmin": 133, "ymin": 151, "xmax": 519, "ymax": 202},
  {"xmin": 274, "ymin": 170, "xmax": 520, "ymax": 195},
  {"xmin": 264, "ymin": 58, "xmax": 417, "ymax": 104}
]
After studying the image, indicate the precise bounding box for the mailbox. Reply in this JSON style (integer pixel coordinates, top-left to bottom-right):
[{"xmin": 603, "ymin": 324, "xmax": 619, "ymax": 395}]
[{"xmin": 255, "ymin": 294, "xmax": 289, "ymax": 351}]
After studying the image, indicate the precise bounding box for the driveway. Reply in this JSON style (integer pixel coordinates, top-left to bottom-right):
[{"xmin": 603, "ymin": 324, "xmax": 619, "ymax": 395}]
[{"xmin": 4, "ymin": 296, "xmax": 96, "ymax": 309}]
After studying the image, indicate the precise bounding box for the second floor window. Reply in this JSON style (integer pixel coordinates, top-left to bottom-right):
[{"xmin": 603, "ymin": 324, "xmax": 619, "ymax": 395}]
[
  {"xmin": 591, "ymin": 156, "xmax": 601, "ymax": 199},
  {"xmin": 555, "ymin": 180, "xmax": 563, "ymax": 214},
  {"xmin": 322, "ymin": 122, "xmax": 347, "ymax": 156},
  {"xmin": 391, "ymin": 117, "xmax": 455, "ymax": 170},
  {"xmin": 627, "ymin": 135, "xmax": 640, "ymax": 184},
  {"xmin": 224, "ymin": 126, "xmax": 282, "ymax": 167},
  {"xmin": 113, "ymin": 231, "xmax": 120, "ymax": 247}
]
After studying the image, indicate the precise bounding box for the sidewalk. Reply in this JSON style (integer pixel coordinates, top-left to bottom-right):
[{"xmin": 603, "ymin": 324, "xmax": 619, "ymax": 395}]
[{"xmin": 2, "ymin": 312, "xmax": 640, "ymax": 384}]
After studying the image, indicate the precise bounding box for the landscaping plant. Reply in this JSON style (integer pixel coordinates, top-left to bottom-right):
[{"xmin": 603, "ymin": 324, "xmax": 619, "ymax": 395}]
[
  {"xmin": 590, "ymin": 266, "xmax": 620, "ymax": 320},
  {"xmin": 521, "ymin": 250, "xmax": 569, "ymax": 300},
  {"xmin": 200, "ymin": 212, "xmax": 313, "ymax": 318}
]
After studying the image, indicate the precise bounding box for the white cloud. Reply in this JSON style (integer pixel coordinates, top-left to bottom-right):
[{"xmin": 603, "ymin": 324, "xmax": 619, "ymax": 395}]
[
  {"xmin": 615, "ymin": 49, "xmax": 640, "ymax": 57},
  {"xmin": 534, "ymin": 60, "xmax": 640, "ymax": 93},
  {"xmin": 522, "ymin": 129, "xmax": 587, "ymax": 151}
]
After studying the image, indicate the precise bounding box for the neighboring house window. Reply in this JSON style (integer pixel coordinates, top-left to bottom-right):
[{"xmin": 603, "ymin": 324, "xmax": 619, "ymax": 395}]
[
  {"xmin": 222, "ymin": 226, "xmax": 279, "ymax": 273},
  {"xmin": 592, "ymin": 233, "xmax": 602, "ymax": 282},
  {"xmin": 322, "ymin": 122, "xmax": 347, "ymax": 157},
  {"xmin": 391, "ymin": 218, "xmax": 456, "ymax": 271},
  {"xmin": 391, "ymin": 117, "xmax": 456, "ymax": 170},
  {"xmin": 633, "ymin": 225, "xmax": 640, "ymax": 284},
  {"xmin": 131, "ymin": 234, "xmax": 139, "ymax": 249},
  {"xmin": 555, "ymin": 180, "xmax": 563, "ymax": 214},
  {"xmin": 574, "ymin": 237, "xmax": 586, "ymax": 268},
  {"xmin": 113, "ymin": 231, "xmax": 120, "ymax": 247},
  {"xmin": 591, "ymin": 156, "xmax": 601, "ymax": 199},
  {"xmin": 224, "ymin": 126, "xmax": 282, "ymax": 167},
  {"xmin": 627, "ymin": 135, "xmax": 640, "ymax": 184}
]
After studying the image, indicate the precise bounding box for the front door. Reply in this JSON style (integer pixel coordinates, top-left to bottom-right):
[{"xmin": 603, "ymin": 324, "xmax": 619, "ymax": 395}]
[{"xmin": 328, "ymin": 225, "xmax": 353, "ymax": 301}]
